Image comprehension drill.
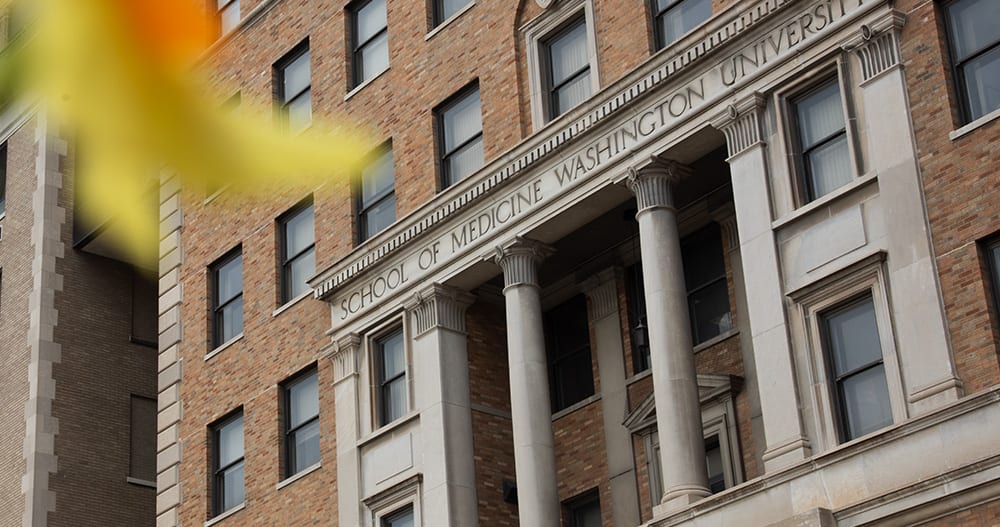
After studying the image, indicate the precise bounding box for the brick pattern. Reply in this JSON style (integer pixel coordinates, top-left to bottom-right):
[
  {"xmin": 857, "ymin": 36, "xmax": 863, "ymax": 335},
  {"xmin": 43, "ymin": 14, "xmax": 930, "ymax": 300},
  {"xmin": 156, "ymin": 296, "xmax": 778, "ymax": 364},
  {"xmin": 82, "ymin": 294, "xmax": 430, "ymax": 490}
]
[{"xmin": 921, "ymin": 498, "xmax": 1000, "ymax": 527}]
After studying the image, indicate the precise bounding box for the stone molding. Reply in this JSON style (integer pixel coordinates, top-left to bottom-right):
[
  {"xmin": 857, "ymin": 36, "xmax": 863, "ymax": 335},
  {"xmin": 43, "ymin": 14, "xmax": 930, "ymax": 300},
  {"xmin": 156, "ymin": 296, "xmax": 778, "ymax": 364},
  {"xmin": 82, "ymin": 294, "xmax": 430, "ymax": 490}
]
[
  {"xmin": 493, "ymin": 237, "xmax": 554, "ymax": 289},
  {"xmin": 406, "ymin": 284, "xmax": 476, "ymax": 336},
  {"xmin": 710, "ymin": 206, "xmax": 739, "ymax": 253},
  {"xmin": 581, "ymin": 268, "xmax": 622, "ymax": 321},
  {"xmin": 626, "ymin": 159, "xmax": 687, "ymax": 213},
  {"xmin": 842, "ymin": 11, "xmax": 905, "ymax": 84},
  {"xmin": 710, "ymin": 93, "xmax": 767, "ymax": 158},
  {"xmin": 329, "ymin": 334, "xmax": 362, "ymax": 384}
]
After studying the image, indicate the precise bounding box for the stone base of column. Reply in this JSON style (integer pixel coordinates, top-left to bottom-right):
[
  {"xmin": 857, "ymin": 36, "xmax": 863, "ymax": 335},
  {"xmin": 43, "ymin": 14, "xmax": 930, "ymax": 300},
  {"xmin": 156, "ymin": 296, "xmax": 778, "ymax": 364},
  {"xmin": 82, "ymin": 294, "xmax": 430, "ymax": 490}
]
[
  {"xmin": 761, "ymin": 435, "xmax": 811, "ymax": 473},
  {"xmin": 654, "ymin": 485, "xmax": 711, "ymax": 515}
]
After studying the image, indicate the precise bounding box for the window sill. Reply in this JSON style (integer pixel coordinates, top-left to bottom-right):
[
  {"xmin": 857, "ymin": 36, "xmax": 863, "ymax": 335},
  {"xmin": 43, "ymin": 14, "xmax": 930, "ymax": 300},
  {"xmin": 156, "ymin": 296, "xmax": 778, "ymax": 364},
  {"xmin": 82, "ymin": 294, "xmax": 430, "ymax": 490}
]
[
  {"xmin": 205, "ymin": 333, "xmax": 244, "ymax": 362},
  {"xmin": 552, "ymin": 393, "xmax": 601, "ymax": 421},
  {"xmin": 273, "ymin": 291, "xmax": 313, "ymax": 317},
  {"xmin": 625, "ymin": 368, "xmax": 653, "ymax": 386},
  {"xmin": 424, "ymin": 2, "xmax": 475, "ymax": 41},
  {"xmin": 693, "ymin": 328, "xmax": 740, "ymax": 354},
  {"xmin": 771, "ymin": 171, "xmax": 878, "ymax": 230},
  {"xmin": 205, "ymin": 503, "xmax": 245, "ymax": 527},
  {"xmin": 345, "ymin": 67, "xmax": 390, "ymax": 101},
  {"xmin": 126, "ymin": 477, "xmax": 156, "ymax": 488},
  {"xmin": 276, "ymin": 462, "xmax": 322, "ymax": 490},
  {"xmin": 949, "ymin": 106, "xmax": 1000, "ymax": 141},
  {"xmin": 357, "ymin": 410, "xmax": 420, "ymax": 449}
]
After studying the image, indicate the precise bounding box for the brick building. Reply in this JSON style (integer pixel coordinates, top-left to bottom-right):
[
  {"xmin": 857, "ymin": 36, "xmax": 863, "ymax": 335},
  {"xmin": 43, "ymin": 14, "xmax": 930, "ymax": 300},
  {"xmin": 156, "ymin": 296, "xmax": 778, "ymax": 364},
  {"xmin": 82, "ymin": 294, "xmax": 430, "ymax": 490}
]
[{"xmin": 156, "ymin": 0, "xmax": 1000, "ymax": 526}]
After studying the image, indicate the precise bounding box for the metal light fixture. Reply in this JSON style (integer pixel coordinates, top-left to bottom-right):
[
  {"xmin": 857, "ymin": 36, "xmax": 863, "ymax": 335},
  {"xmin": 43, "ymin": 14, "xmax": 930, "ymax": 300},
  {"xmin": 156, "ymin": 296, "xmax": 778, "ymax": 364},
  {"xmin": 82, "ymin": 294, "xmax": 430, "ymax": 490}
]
[{"xmin": 626, "ymin": 208, "xmax": 650, "ymax": 358}]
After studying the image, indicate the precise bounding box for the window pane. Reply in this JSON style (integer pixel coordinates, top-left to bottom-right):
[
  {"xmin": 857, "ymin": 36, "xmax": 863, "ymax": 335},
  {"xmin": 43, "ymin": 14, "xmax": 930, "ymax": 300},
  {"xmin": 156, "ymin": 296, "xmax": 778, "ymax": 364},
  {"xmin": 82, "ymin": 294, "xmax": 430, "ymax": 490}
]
[
  {"xmin": 220, "ymin": 298, "xmax": 243, "ymax": 343},
  {"xmin": 130, "ymin": 396, "xmax": 157, "ymax": 481},
  {"xmin": 221, "ymin": 462, "xmax": 245, "ymax": 511},
  {"xmin": 283, "ymin": 51, "xmax": 310, "ymax": 102},
  {"xmin": 364, "ymin": 194, "xmax": 396, "ymax": 239},
  {"xmin": 287, "ymin": 248, "xmax": 315, "ymax": 299},
  {"xmin": 826, "ymin": 297, "xmax": 882, "ymax": 376},
  {"xmin": 796, "ymin": 81, "xmax": 845, "ymax": 148},
  {"xmin": 289, "ymin": 372, "xmax": 319, "ymax": 428},
  {"xmin": 704, "ymin": 436, "xmax": 725, "ymax": 493},
  {"xmin": 380, "ymin": 332, "xmax": 406, "ymax": 379},
  {"xmin": 946, "ymin": 0, "xmax": 1000, "ymax": 61},
  {"xmin": 287, "ymin": 91, "xmax": 312, "ymax": 133},
  {"xmin": 658, "ymin": 0, "xmax": 711, "ymax": 46},
  {"xmin": 284, "ymin": 206, "xmax": 315, "ymax": 259},
  {"xmin": 806, "ymin": 134, "xmax": 852, "ymax": 198},
  {"xmin": 554, "ymin": 71, "xmax": 591, "ymax": 117},
  {"xmin": 220, "ymin": 0, "xmax": 240, "ymax": 34},
  {"xmin": 445, "ymin": 137, "xmax": 484, "ymax": 186},
  {"xmin": 359, "ymin": 33, "xmax": 390, "ymax": 83},
  {"xmin": 385, "ymin": 508, "xmax": 414, "ymax": 527},
  {"xmin": 218, "ymin": 416, "xmax": 244, "ymax": 467},
  {"xmin": 571, "ymin": 498, "xmax": 602, "ymax": 527},
  {"xmin": 689, "ymin": 279, "xmax": 732, "ymax": 343},
  {"xmin": 554, "ymin": 350, "xmax": 595, "ymax": 410},
  {"xmin": 841, "ymin": 364, "xmax": 893, "ymax": 440},
  {"xmin": 443, "ymin": 90, "xmax": 482, "ymax": 152},
  {"xmin": 216, "ymin": 255, "xmax": 242, "ymax": 304},
  {"xmin": 357, "ymin": 0, "xmax": 387, "ymax": 44},
  {"xmin": 682, "ymin": 224, "xmax": 725, "ymax": 290},
  {"xmin": 548, "ymin": 21, "xmax": 589, "ymax": 85},
  {"xmin": 437, "ymin": 0, "xmax": 468, "ymax": 22},
  {"xmin": 362, "ymin": 150, "xmax": 395, "ymax": 204},
  {"xmin": 962, "ymin": 46, "xmax": 1000, "ymax": 121},
  {"xmin": 385, "ymin": 377, "xmax": 407, "ymax": 422},
  {"xmin": 292, "ymin": 419, "xmax": 321, "ymax": 472}
]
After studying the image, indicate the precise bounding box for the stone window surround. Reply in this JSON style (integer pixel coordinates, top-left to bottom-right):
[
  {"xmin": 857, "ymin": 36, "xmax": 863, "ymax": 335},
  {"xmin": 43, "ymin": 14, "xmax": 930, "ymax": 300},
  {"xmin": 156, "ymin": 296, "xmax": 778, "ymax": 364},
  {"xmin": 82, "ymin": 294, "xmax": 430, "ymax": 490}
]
[
  {"xmin": 788, "ymin": 251, "xmax": 907, "ymax": 452},
  {"xmin": 363, "ymin": 315, "xmax": 412, "ymax": 435},
  {"xmin": 523, "ymin": 0, "xmax": 601, "ymax": 132},
  {"xmin": 363, "ymin": 474, "xmax": 423, "ymax": 527},
  {"xmin": 773, "ymin": 56, "xmax": 864, "ymax": 209}
]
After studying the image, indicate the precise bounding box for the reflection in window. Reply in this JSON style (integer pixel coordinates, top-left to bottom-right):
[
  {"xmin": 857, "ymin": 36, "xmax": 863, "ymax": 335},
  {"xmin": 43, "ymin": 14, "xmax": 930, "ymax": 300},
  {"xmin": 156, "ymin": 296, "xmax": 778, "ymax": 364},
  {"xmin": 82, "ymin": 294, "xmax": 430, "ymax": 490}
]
[
  {"xmin": 352, "ymin": 0, "xmax": 389, "ymax": 87},
  {"xmin": 438, "ymin": 86, "xmax": 484, "ymax": 188},
  {"xmin": 358, "ymin": 146, "xmax": 396, "ymax": 242},
  {"xmin": 376, "ymin": 329, "xmax": 407, "ymax": 426},
  {"xmin": 211, "ymin": 250, "xmax": 243, "ymax": 348},
  {"xmin": 943, "ymin": 0, "xmax": 1000, "ymax": 122},
  {"xmin": 279, "ymin": 202, "xmax": 315, "ymax": 303},
  {"xmin": 284, "ymin": 368, "xmax": 320, "ymax": 477},
  {"xmin": 542, "ymin": 17, "xmax": 591, "ymax": 121},
  {"xmin": 652, "ymin": 0, "xmax": 711, "ymax": 49},
  {"xmin": 278, "ymin": 45, "xmax": 312, "ymax": 133},
  {"xmin": 545, "ymin": 294, "xmax": 595, "ymax": 412},
  {"xmin": 212, "ymin": 412, "xmax": 245, "ymax": 517},
  {"xmin": 792, "ymin": 79, "xmax": 851, "ymax": 201}
]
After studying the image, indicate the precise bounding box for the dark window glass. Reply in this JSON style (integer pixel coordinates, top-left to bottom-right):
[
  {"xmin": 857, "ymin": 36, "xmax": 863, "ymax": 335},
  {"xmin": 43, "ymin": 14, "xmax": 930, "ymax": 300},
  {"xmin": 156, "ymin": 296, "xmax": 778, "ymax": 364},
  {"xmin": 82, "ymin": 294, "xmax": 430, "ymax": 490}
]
[
  {"xmin": 986, "ymin": 237, "xmax": 1000, "ymax": 326},
  {"xmin": 218, "ymin": 0, "xmax": 240, "ymax": 34},
  {"xmin": 438, "ymin": 86, "xmax": 484, "ymax": 188},
  {"xmin": 131, "ymin": 269, "xmax": 158, "ymax": 345},
  {"xmin": 433, "ymin": 0, "xmax": 469, "ymax": 25},
  {"xmin": 358, "ymin": 147, "xmax": 395, "ymax": 242},
  {"xmin": 211, "ymin": 250, "xmax": 243, "ymax": 348},
  {"xmin": 681, "ymin": 224, "xmax": 732, "ymax": 344},
  {"xmin": 376, "ymin": 329, "xmax": 407, "ymax": 426},
  {"xmin": 284, "ymin": 368, "xmax": 320, "ymax": 477},
  {"xmin": 792, "ymin": 80, "xmax": 851, "ymax": 201},
  {"xmin": 704, "ymin": 435, "xmax": 725, "ymax": 493},
  {"xmin": 545, "ymin": 294, "xmax": 595, "ymax": 412},
  {"xmin": 382, "ymin": 506, "xmax": 414, "ymax": 527},
  {"xmin": 652, "ymin": 0, "xmax": 711, "ymax": 49},
  {"xmin": 212, "ymin": 412, "xmax": 245, "ymax": 516},
  {"xmin": 129, "ymin": 395, "xmax": 157, "ymax": 482},
  {"xmin": 566, "ymin": 491, "xmax": 601, "ymax": 527},
  {"xmin": 278, "ymin": 45, "xmax": 311, "ymax": 133},
  {"xmin": 280, "ymin": 202, "xmax": 315, "ymax": 303},
  {"xmin": 0, "ymin": 142, "xmax": 6, "ymax": 216},
  {"xmin": 542, "ymin": 17, "xmax": 591, "ymax": 121},
  {"xmin": 822, "ymin": 295, "xmax": 892, "ymax": 442},
  {"xmin": 625, "ymin": 262, "xmax": 650, "ymax": 373},
  {"xmin": 944, "ymin": 0, "xmax": 1000, "ymax": 122},
  {"xmin": 351, "ymin": 0, "xmax": 389, "ymax": 87}
]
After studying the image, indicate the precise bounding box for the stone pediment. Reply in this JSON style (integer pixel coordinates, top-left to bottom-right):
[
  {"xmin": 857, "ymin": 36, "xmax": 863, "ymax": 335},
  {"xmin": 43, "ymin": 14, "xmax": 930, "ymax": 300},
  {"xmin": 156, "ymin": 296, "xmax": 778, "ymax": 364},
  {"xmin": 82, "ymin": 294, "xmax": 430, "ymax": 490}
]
[{"xmin": 622, "ymin": 373, "xmax": 742, "ymax": 432}]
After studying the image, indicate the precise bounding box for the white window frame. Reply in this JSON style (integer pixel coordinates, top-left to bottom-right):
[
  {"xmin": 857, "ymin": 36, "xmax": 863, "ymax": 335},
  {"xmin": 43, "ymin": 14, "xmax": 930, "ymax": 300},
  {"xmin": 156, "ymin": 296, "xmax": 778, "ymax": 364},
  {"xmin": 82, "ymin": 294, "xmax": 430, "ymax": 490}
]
[
  {"xmin": 363, "ymin": 474, "xmax": 422, "ymax": 527},
  {"xmin": 523, "ymin": 0, "xmax": 600, "ymax": 131},
  {"xmin": 789, "ymin": 252, "xmax": 907, "ymax": 450}
]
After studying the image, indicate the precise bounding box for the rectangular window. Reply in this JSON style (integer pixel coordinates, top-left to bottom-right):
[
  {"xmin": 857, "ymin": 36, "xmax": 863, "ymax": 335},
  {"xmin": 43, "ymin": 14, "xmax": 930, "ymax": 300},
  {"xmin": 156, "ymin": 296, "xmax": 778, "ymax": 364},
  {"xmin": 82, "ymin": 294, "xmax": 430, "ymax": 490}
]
[
  {"xmin": 130, "ymin": 269, "xmax": 158, "ymax": 346},
  {"xmin": 218, "ymin": 0, "xmax": 240, "ymax": 35},
  {"xmin": 437, "ymin": 85, "xmax": 484, "ymax": 188},
  {"xmin": 791, "ymin": 79, "xmax": 852, "ymax": 202},
  {"xmin": 381, "ymin": 505, "xmax": 414, "ymax": 527},
  {"xmin": 283, "ymin": 368, "xmax": 320, "ymax": 477},
  {"xmin": 821, "ymin": 294, "xmax": 893, "ymax": 442},
  {"xmin": 375, "ymin": 328, "xmax": 407, "ymax": 426},
  {"xmin": 277, "ymin": 43, "xmax": 311, "ymax": 134},
  {"xmin": 943, "ymin": 0, "xmax": 1000, "ymax": 123},
  {"xmin": 564, "ymin": 490, "xmax": 601, "ymax": 527},
  {"xmin": 358, "ymin": 146, "xmax": 395, "ymax": 242},
  {"xmin": 212, "ymin": 411, "xmax": 245, "ymax": 517},
  {"xmin": 545, "ymin": 294, "xmax": 595, "ymax": 412},
  {"xmin": 542, "ymin": 16, "xmax": 591, "ymax": 121},
  {"xmin": 1, "ymin": 141, "xmax": 6, "ymax": 216},
  {"xmin": 211, "ymin": 249, "xmax": 243, "ymax": 349},
  {"xmin": 351, "ymin": 0, "xmax": 389, "ymax": 88},
  {"xmin": 681, "ymin": 223, "xmax": 732, "ymax": 344},
  {"xmin": 129, "ymin": 395, "xmax": 157, "ymax": 483},
  {"xmin": 985, "ymin": 236, "xmax": 1000, "ymax": 323},
  {"xmin": 651, "ymin": 0, "xmax": 711, "ymax": 49},
  {"xmin": 433, "ymin": 0, "xmax": 469, "ymax": 26},
  {"xmin": 704, "ymin": 435, "xmax": 725, "ymax": 493},
  {"xmin": 279, "ymin": 201, "xmax": 315, "ymax": 303}
]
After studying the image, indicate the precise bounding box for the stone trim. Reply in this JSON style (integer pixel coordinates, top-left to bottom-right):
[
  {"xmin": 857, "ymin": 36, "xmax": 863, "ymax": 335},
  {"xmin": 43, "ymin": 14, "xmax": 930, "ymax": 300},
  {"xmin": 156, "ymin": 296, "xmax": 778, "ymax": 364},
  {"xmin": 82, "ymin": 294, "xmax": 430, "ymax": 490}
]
[
  {"xmin": 493, "ymin": 237, "xmax": 554, "ymax": 289},
  {"xmin": 710, "ymin": 206, "xmax": 739, "ymax": 253},
  {"xmin": 329, "ymin": 334, "xmax": 362, "ymax": 384},
  {"xmin": 156, "ymin": 169, "xmax": 184, "ymax": 527},
  {"xmin": 710, "ymin": 93, "xmax": 766, "ymax": 158},
  {"xmin": 842, "ymin": 11, "xmax": 905, "ymax": 84},
  {"xmin": 406, "ymin": 284, "xmax": 475, "ymax": 336},
  {"xmin": 581, "ymin": 268, "xmax": 622, "ymax": 321},
  {"xmin": 626, "ymin": 159, "xmax": 686, "ymax": 212},
  {"xmin": 22, "ymin": 113, "xmax": 66, "ymax": 527}
]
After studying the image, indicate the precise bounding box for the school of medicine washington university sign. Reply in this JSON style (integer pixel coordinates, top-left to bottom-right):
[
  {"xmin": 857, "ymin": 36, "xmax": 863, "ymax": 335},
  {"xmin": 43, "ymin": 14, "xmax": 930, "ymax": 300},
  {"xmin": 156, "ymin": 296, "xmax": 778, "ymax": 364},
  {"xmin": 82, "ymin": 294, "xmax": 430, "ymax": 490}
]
[{"xmin": 313, "ymin": 0, "xmax": 879, "ymax": 326}]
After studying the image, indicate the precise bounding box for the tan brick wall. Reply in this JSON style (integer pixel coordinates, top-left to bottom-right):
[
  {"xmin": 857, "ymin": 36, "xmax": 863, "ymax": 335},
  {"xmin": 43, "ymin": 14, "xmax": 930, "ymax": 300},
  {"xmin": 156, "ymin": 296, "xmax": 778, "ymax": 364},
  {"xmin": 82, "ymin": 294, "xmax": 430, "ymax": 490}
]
[{"xmin": 920, "ymin": 498, "xmax": 1000, "ymax": 527}]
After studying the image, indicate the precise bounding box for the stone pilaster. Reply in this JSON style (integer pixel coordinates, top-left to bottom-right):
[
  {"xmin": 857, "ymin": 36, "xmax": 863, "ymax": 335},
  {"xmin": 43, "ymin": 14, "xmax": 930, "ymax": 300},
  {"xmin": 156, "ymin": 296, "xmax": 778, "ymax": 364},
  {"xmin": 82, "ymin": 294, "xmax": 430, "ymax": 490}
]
[
  {"xmin": 329, "ymin": 333, "xmax": 363, "ymax": 527},
  {"xmin": 409, "ymin": 284, "xmax": 475, "ymax": 336},
  {"xmin": 843, "ymin": 12, "xmax": 905, "ymax": 84}
]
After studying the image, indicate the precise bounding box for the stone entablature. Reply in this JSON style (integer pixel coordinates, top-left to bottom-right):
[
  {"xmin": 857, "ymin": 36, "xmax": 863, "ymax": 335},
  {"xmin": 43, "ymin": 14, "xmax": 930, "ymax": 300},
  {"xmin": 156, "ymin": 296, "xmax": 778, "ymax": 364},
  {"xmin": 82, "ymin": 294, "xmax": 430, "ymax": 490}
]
[{"xmin": 311, "ymin": 0, "xmax": 885, "ymax": 327}]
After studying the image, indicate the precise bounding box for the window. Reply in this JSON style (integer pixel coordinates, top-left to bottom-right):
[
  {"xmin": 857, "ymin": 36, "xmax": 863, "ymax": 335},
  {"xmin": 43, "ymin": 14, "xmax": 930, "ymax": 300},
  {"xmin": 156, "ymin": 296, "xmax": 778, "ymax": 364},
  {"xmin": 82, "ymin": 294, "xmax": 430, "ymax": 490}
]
[
  {"xmin": 432, "ymin": 0, "xmax": 469, "ymax": 26},
  {"xmin": 651, "ymin": 0, "xmax": 711, "ymax": 49},
  {"xmin": 283, "ymin": 367, "xmax": 320, "ymax": 477},
  {"xmin": 703, "ymin": 435, "xmax": 725, "ymax": 493},
  {"xmin": 381, "ymin": 505, "xmax": 414, "ymax": 527},
  {"xmin": 375, "ymin": 328, "xmax": 407, "ymax": 426},
  {"xmin": 545, "ymin": 294, "xmax": 595, "ymax": 412},
  {"xmin": 211, "ymin": 249, "xmax": 243, "ymax": 349},
  {"xmin": 129, "ymin": 395, "xmax": 157, "ymax": 483},
  {"xmin": 277, "ymin": 43, "xmax": 311, "ymax": 134},
  {"xmin": 564, "ymin": 490, "xmax": 601, "ymax": 527},
  {"xmin": 0, "ymin": 141, "xmax": 6, "ymax": 216},
  {"xmin": 437, "ymin": 85, "xmax": 483, "ymax": 188},
  {"xmin": 791, "ymin": 79, "xmax": 852, "ymax": 201},
  {"xmin": 985, "ymin": 236, "xmax": 1000, "ymax": 322},
  {"xmin": 821, "ymin": 294, "xmax": 893, "ymax": 442},
  {"xmin": 541, "ymin": 16, "xmax": 592, "ymax": 121},
  {"xmin": 943, "ymin": 0, "xmax": 1000, "ymax": 123},
  {"xmin": 358, "ymin": 146, "xmax": 395, "ymax": 242},
  {"xmin": 279, "ymin": 201, "xmax": 315, "ymax": 303},
  {"xmin": 351, "ymin": 0, "xmax": 389, "ymax": 88},
  {"xmin": 217, "ymin": 0, "xmax": 240, "ymax": 35},
  {"xmin": 212, "ymin": 411, "xmax": 245, "ymax": 517},
  {"xmin": 131, "ymin": 269, "xmax": 158, "ymax": 346},
  {"xmin": 625, "ymin": 263, "xmax": 650, "ymax": 373}
]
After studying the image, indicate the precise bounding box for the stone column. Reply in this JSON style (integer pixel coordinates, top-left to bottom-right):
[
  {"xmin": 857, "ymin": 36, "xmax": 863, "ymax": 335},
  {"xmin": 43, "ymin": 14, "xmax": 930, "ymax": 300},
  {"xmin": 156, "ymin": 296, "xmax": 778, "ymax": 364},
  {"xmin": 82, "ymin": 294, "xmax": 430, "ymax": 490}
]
[
  {"xmin": 406, "ymin": 284, "xmax": 478, "ymax": 527},
  {"xmin": 625, "ymin": 162, "xmax": 710, "ymax": 513},
  {"xmin": 327, "ymin": 334, "xmax": 362, "ymax": 527},
  {"xmin": 710, "ymin": 94, "xmax": 811, "ymax": 472},
  {"xmin": 582, "ymin": 269, "xmax": 641, "ymax": 526},
  {"xmin": 493, "ymin": 237, "xmax": 559, "ymax": 527}
]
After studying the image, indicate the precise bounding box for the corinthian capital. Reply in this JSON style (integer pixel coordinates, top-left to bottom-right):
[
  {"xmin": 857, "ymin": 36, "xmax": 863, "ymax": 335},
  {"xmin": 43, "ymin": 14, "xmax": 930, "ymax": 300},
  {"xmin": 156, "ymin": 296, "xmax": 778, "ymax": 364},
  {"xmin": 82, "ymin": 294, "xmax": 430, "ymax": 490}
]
[
  {"xmin": 626, "ymin": 158, "xmax": 689, "ymax": 213},
  {"xmin": 493, "ymin": 236, "xmax": 555, "ymax": 289}
]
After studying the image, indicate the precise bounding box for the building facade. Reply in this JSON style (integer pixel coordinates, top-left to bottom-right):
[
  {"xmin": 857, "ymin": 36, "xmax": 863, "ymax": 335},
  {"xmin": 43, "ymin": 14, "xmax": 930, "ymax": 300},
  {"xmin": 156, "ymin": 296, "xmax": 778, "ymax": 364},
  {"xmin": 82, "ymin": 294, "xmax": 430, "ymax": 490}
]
[{"xmin": 159, "ymin": 0, "xmax": 1000, "ymax": 526}]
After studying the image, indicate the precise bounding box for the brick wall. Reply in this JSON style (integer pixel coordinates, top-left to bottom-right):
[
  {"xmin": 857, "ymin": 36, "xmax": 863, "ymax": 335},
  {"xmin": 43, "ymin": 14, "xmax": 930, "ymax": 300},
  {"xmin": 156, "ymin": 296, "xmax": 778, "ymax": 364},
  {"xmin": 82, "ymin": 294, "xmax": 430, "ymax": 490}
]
[{"xmin": 920, "ymin": 498, "xmax": 1000, "ymax": 527}]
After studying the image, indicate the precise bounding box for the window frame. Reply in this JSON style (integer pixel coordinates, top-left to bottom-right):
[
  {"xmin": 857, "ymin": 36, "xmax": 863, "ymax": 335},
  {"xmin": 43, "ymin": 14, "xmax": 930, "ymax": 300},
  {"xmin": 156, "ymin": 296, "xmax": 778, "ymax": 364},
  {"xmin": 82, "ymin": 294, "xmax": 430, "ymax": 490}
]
[
  {"xmin": 278, "ymin": 198, "xmax": 316, "ymax": 304},
  {"xmin": 431, "ymin": 0, "xmax": 471, "ymax": 28},
  {"xmin": 350, "ymin": 0, "xmax": 390, "ymax": 88},
  {"xmin": 211, "ymin": 409, "xmax": 245, "ymax": 518},
  {"xmin": 373, "ymin": 326, "xmax": 408, "ymax": 428},
  {"xmin": 650, "ymin": 0, "xmax": 712, "ymax": 51},
  {"xmin": 436, "ymin": 83, "xmax": 484, "ymax": 190},
  {"xmin": 357, "ymin": 143, "xmax": 396, "ymax": 243},
  {"xmin": 210, "ymin": 247, "xmax": 243, "ymax": 349},
  {"xmin": 276, "ymin": 41, "xmax": 312, "ymax": 134},
  {"xmin": 544, "ymin": 294, "xmax": 596, "ymax": 413},
  {"xmin": 282, "ymin": 366, "xmax": 321, "ymax": 479},
  {"xmin": 563, "ymin": 488, "xmax": 601, "ymax": 527},
  {"xmin": 217, "ymin": 0, "xmax": 240, "ymax": 35},
  {"xmin": 941, "ymin": 0, "xmax": 1000, "ymax": 124},
  {"xmin": 541, "ymin": 16, "xmax": 592, "ymax": 122}
]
